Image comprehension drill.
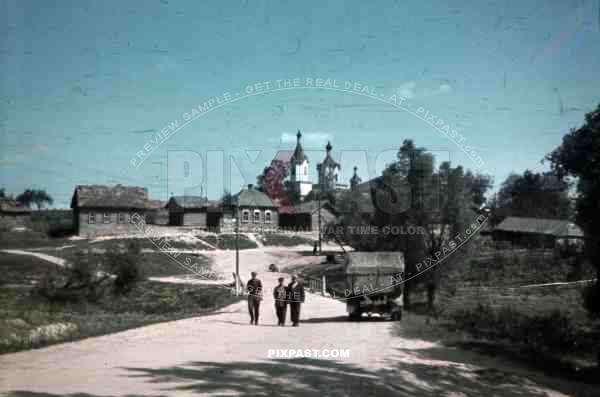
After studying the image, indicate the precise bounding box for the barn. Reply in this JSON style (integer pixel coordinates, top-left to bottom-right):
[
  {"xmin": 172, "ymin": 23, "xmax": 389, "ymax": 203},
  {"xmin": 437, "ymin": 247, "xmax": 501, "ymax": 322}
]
[
  {"xmin": 167, "ymin": 196, "xmax": 221, "ymax": 228},
  {"xmin": 278, "ymin": 200, "xmax": 337, "ymax": 231},
  {"xmin": 145, "ymin": 200, "xmax": 169, "ymax": 225},
  {"xmin": 492, "ymin": 216, "xmax": 584, "ymax": 248},
  {"xmin": 71, "ymin": 185, "xmax": 148, "ymax": 237},
  {"xmin": 0, "ymin": 198, "xmax": 31, "ymax": 229}
]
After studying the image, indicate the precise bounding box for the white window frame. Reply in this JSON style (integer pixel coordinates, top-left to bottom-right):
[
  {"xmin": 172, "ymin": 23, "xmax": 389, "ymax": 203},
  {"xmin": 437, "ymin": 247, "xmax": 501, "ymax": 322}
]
[
  {"xmin": 253, "ymin": 210, "xmax": 261, "ymax": 224},
  {"xmin": 264, "ymin": 210, "xmax": 272, "ymax": 224},
  {"xmin": 241, "ymin": 210, "xmax": 250, "ymax": 224},
  {"xmin": 103, "ymin": 212, "xmax": 111, "ymax": 224},
  {"xmin": 88, "ymin": 212, "xmax": 95, "ymax": 224}
]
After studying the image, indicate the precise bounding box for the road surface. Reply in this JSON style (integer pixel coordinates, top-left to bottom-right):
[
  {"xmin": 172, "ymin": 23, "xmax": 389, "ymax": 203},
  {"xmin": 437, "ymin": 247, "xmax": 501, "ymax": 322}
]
[{"xmin": 1, "ymin": 269, "xmax": 598, "ymax": 396}]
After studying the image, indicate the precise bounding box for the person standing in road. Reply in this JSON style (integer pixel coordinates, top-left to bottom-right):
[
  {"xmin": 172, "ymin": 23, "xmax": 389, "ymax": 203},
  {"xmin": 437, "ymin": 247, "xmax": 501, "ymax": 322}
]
[
  {"xmin": 287, "ymin": 274, "xmax": 305, "ymax": 327},
  {"xmin": 273, "ymin": 277, "xmax": 288, "ymax": 326},
  {"xmin": 246, "ymin": 271, "xmax": 263, "ymax": 325}
]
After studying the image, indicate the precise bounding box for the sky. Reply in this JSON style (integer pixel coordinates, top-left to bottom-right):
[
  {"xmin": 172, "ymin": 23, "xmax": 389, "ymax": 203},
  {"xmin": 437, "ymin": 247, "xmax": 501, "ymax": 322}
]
[{"xmin": 1, "ymin": 0, "xmax": 599, "ymax": 207}]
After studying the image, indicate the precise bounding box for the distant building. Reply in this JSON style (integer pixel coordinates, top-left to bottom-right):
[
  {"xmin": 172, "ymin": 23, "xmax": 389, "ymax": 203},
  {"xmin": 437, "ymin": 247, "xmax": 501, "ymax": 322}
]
[
  {"xmin": 289, "ymin": 130, "xmax": 313, "ymax": 199},
  {"xmin": 220, "ymin": 185, "xmax": 278, "ymax": 232},
  {"xmin": 145, "ymin": 199, "xmax": 169, "ymax": 225},
  {"xmin": 166, "ymin": 196, "xmax": 221, "ymax": 229},
  {"xmin": 492, "ymin": 216, "xmax": 584, "ymax": 248},
  {"xmin": 278, "ymin": 200, "xmax": 337, "ymax": 231},
  {"xmin": 0, "ymin": 198, "xmax": 31, "ymax": 228},
  {"xmin": 71, "ymin": 185, "xmax": 147, "ymax": 237},
  {"xmin": 316, "ymin": 141, "xmax": 343, "ymax": 193},
  {"xmin": 349, "ymin": 166, "xmax": 362, "ymax": 190}
]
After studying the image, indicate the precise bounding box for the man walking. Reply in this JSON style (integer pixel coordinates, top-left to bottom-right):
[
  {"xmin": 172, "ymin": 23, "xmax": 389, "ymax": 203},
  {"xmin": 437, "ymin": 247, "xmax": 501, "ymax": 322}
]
[
  {"xmin": 246, "ymin": 271, "xmax": 262, "ymax": 325},
  {"xmin": 273, "ymin": 277, "xmax": 288, "ymax": 326},
  {"xmin": 287, "ymin": 274, "xmax": 305, "ymax": 327}
]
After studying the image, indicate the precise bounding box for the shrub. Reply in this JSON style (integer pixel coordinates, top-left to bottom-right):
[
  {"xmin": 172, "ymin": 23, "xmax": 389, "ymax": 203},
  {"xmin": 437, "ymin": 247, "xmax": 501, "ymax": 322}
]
[
  {"xmin": 582, "ymin": 280, "xmax": 600, "ymax": 318},
  {"xmin": 449, "ymin": 304, "xmax": 579, "ymax": 353},
  {"xmin": 105, "ymin": 240, "xmax": 142, "ymax": 294},
  {"xmin": 36, "ymin": 251, "xmax": 109, "ymax": 302}
]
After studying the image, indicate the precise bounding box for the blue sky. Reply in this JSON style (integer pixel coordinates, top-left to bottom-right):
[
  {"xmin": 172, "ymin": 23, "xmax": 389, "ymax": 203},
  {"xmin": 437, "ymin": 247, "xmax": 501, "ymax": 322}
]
[{"xmin": 1, "ymin": 0, "xmax": 599, "ymax": 207}]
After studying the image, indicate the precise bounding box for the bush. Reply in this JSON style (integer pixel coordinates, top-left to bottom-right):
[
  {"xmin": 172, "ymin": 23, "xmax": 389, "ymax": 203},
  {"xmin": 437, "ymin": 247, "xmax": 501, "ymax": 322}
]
[
  {"xmin": 582, "ymin": 280, "xmax": 600, "ymax": 318},
  {"xmin": 105, "ymin": 240, "xmax": 142, "ymax": 294},
  {"xmin": 449, "ymin": 304, "xmax": 579, "ymax": 353},
  {"xmin": 36, "ymin": 251, "xmax": 109, "ymax": 302}
]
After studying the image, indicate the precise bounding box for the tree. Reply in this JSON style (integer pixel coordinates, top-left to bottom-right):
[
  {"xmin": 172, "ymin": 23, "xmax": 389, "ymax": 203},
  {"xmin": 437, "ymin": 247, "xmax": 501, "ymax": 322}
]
[
  {"xmin": 490, "ymin": 170, "xmax": 571, "ymax": 226},
  {"xmin": 547, "ymin": 104, "xmax": 600, "ymax": 336},
  {"xmin": 16, "ymin": 189, "xmax": 54, "ymax": 210},
  {"xmin": 332, "ymin": 139, "xmax": 487, "ymax": 310}
]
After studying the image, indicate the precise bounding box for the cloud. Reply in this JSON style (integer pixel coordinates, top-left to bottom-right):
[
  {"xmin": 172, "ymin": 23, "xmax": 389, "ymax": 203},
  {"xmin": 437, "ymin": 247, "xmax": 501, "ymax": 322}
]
[
  {"xmin": 439, "ymin": 84, "xmax": 452, "ymax": 93},
  {"xmin": 398, "ymin": 81, "xmax": 416, "ymax": 99},
  {"xmin": 279, "ymin": 131, "xmax": 333, "ymax": 147}
]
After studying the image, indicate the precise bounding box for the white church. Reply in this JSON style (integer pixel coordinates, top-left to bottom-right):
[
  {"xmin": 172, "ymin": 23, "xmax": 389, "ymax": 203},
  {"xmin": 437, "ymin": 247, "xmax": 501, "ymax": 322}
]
[{"xmin": 289, "ymin": 130, "xmax": 350, "ymax": 200}]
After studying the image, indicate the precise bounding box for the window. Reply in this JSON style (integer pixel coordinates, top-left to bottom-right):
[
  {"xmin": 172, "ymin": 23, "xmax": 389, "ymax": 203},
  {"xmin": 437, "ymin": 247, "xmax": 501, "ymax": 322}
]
[
  {"xmin": 253, "ymin": 210, "xmax": 260, "ymax": 223},
  {"xmin": 88, "ymin": 212, "xmax": 95, "ymax": 224},
  {"xmin": 118, "ymin": 213, "xmax": 125, "ymax": 224},
  {"xmin": 129, "ymin": 213, "xmax": 139, "ymax": 224},
  {"xmin": 103, "ymin": 213, "xmax": 111, "ymax": 224},
  {"xmin": 265, "ymin": 210, "xmax": 272, "ymax": 224},
  {"xmin": 242, "ymin": 210, "xmax": 250, "ymax": 223},
  {"xmin": 304, "ymin": 166, "xmax": 307, "ymax": 176}
]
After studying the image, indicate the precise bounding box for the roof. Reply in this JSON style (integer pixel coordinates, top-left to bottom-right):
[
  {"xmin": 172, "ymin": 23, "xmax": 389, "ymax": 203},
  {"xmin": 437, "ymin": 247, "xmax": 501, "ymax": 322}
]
[
  {"xmin": 318, "ymin": 153, "xmax": 340, "ymax": 170},
  {"xmin": 494, "ymin": 217, "xmax": 584, "ymax": 238},
  {"xmin": 345, "ymin": 252, "xmax": 405, "ymax": 274},
  {"xmin": 293, "ymin": 142, "xmax": 307, "ymax": 164},
  {"xmin": 231, "ymin": 188, "xmax": 277, "ymax": 208},
  {"xmin": 71, "ymin": 185, "xmax": 148, "ymax": 209},
  {"xmin": 278, "ymin": 200, "xmax": 337, "ymax": 215},
  {"xmin": 353, "ymin": 176, "xmax": 383, "ymax": 194},
  {"xmin": 168, "ymin": 196, "xmax": 208, "ymax": 209},
  {"xmin": 146, "ymin": 200, "xmax": 168, "ymax": 210},
  {"xmin": 0, "ymin": 198, "xmax": 31, "ymax": 214}
]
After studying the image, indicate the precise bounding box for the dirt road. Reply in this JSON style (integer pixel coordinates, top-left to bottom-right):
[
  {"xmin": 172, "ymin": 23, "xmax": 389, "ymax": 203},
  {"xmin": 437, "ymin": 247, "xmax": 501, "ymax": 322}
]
[
  {"xmin": 1, "ymin": 247, "xmax": 598, "ymax": 396},
  {"xmin": 0, "ymin": 268, "xmax": 597, "ymax": 396}
]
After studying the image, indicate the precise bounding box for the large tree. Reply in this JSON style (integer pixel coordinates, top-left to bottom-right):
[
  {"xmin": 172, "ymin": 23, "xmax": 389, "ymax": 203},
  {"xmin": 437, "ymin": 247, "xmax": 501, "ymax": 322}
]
[
  {"xmin": 547, "ymin": 104, "xmax": 600, "ymax": 325},
  {"xmin": 489, "ymin": 170, "xmax": 571, "ymax": 226},
  {"xmin": 16, "ymin": 189, "xmax": 53, "ymax": 210},
  {"xmin": 333, "ymin": 139, "xmax": 487, "ymax": 310}
]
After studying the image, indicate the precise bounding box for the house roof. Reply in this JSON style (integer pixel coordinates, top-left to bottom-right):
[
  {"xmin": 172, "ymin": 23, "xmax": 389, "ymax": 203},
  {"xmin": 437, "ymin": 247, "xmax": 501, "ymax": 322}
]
[
  {"xmin": 71, "ymin": 185, "xmax": 148, "ymax": 209},
  {"xmin": 168, "ymin": 196, "xmax": 208, "ymax": 209},
  {"xmin": 0, "ymin": 198, "xmax": 31, "ymax": 214},
  {"xmin": 231, "ymin": 188, "xmax": 277, "ymax": 208},
  {"xmin": 494, "ymin": 216, "xmax": 584, "ymax": 238},
  {"xmin": 146, "ymin": 199, "xmax": 168, "ymax": 210},
  {"xmin": 353, "ymin": 176, "xmax": 383, "ymax": 194},
  {"xmin": 278, "ymin": 200, "xmax": 337, "ymax": 215}
]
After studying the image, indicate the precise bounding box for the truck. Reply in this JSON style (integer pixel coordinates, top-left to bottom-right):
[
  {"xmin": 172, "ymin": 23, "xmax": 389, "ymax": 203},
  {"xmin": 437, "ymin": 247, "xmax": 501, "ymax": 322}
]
[{"xmin": 344, "ymin": 251, "xmax": 405, "ymax": 321}]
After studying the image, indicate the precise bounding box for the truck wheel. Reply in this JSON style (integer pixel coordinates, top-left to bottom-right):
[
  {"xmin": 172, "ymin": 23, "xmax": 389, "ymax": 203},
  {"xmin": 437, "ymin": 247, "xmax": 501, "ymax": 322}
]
[
  {"xmin": 348, "ymin": 301, "xmax": 362, "ymax": 321},
  {"xmin": 391, "ymin": 309, "xmax": 402, "ymax": 321}
]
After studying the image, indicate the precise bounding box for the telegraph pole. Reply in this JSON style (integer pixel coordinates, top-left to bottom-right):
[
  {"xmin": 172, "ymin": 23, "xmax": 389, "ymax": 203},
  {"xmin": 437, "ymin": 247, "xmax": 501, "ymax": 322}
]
[
  {"xmin": 318, "ymin": 188, "xmax": 322, "ymax": 254},
  {"xmin": 235, "ymin": 199, "xmax": 240, "ymax": 296}
]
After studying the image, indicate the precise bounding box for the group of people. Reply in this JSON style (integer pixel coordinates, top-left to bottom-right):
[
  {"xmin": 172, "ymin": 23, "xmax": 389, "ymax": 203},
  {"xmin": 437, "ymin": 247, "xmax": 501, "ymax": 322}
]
[{"xmin": 246, "ymin": 272, "xmax": 305, "ymax": 327}]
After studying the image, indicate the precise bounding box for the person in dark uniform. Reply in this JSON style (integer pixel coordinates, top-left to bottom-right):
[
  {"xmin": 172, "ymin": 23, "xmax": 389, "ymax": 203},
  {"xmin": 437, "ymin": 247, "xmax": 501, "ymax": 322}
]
[
  {"xmin": 273, "ymin": 277, "xmax": 288, "ymax": 326},
  {"xmin": 287, "ymin": 274, "xmax": 305, "ymax": 326},
  {"xmin": 246, "ymin": 271, "xmax": 262, "ymax": 325}
]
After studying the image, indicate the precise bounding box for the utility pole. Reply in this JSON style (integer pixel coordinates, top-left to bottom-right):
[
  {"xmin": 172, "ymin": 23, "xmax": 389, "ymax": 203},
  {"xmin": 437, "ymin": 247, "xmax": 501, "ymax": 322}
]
[
  {"xmin": 235, "ymin": 199, "xmax": 240, "ymax": 296},
  {"xmin": 318, "ymin": 189, "xmax": 322, "ymax": 255}
]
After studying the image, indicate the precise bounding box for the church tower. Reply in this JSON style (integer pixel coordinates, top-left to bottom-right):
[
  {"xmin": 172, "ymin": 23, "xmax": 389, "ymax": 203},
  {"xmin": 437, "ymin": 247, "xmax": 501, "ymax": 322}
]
[
  {"xmin": 290, "ymin": 130, "xmax": 312, "ymax": 199},
  {"xmin": 350, "ymin": 166, "xmax": 362, "ymax": 189},
  {"xmin": 317, "ymin": 141, "xmax": 341, "ymax": 193}
]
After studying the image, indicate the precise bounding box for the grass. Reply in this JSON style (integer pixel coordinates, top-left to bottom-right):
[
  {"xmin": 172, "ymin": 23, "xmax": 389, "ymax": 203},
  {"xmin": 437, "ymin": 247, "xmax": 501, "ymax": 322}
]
[
  {"xmin": 199, "ymin": 234, "xmax": 258, "ymax": 250},
  {"xmin": 259, "ymin": 233, "xmax": 315, "ymax": 247},
  {"xmin": 0, "ymin": 252, "xmax": 241, "ymax": 354}
]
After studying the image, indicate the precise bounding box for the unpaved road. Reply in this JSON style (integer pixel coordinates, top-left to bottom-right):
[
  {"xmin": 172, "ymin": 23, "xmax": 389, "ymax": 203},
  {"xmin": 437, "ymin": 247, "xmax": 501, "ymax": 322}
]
[{"xmin": 1, "ymin": 248, "xmax": 599, "ymax": 396}]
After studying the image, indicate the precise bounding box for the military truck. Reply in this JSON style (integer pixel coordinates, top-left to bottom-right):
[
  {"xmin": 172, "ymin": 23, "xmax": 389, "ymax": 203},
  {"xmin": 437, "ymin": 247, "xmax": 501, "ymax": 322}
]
[{"xmin": 344, "ymin": 251, "xmax": 405, "ymax": 321}]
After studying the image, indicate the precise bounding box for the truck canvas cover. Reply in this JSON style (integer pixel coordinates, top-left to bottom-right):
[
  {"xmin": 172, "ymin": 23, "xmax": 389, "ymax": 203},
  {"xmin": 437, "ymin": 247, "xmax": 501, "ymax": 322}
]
[{"xmin": 345, "ymin": 252, "xmax": 404, "ymax": 275}]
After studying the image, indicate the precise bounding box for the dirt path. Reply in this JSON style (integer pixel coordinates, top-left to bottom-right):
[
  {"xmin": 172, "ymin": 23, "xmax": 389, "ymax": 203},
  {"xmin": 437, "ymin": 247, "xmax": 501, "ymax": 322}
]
[
  {"xmin": 0, "ymin": 269, "xmax": 597, "ymax": 396},
  {"xmin": 1, "ymin": 249, "xmax": 66, "ymax": 267},
  {"xmin": 1, "ymin": 248, "xmax": 598, "ymax": 396}
]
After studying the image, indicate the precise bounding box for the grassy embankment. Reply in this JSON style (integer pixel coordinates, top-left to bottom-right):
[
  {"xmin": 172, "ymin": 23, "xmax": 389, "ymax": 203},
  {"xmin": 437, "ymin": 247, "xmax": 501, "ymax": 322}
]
[{"xmin": 0, "ymin": 252, "xmax": 241, "ymax": 354}]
